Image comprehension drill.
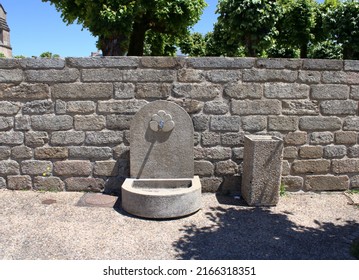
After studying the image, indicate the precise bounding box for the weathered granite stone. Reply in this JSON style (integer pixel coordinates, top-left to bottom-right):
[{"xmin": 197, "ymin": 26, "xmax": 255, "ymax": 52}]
[
  {"xmin": 0, "ymin": 101, "xmax": 21, "ymax": 115},
  {"xmin": 350, "ymin": 175, "xmax": 359, "ymax": 188},
  {"xmin": 106, "ymin": 115, "xmax": 133, "ymax": 130},
  {"xmin": 7, "ymin": 175, "xmax": 32, "ymax": 190},
  {"xmin": 205, "ymin": 70, "xmax": 241, "ymax": 83},
  {"xmin": 299, "ymin": 146, "xmax": 323, "ymax": 159},
  {"xmin": 113, "ymin": 144, "xmax": 130, "ymax": 160},
  {"xmin": 0, "ymin": 83, "xmax": 50, "ymax": 100},
  {"xmin": 323, "ymin": 145, "xmax": 347, "ymax": 159},
  {"xmin": 172, "ymin": 83, "xmax": 221, "ymax": 100},
  {"xmin": 21, "ymin": 160, "xmax": 52, "ymax": 175},
  {"xmin": 74, "ymin": 115, "xmax": 106, "ymax": 131},
  {"xmin": 66, "ymin": 101, "xmax": 96, "ymax": 114},
  {"xmin": 11, "ymin": 146, "xmax": 32, "ymax": 159},
  {"xmin": 130, "ymin": 100, "xmax": 194, "ymax": 178},
  {"xmin": 243, "ymin": 69, "xmax": 297, "ymax": 82},
  {"xmin": 69, "ymin": 146, "xmax": 112, "ymax": 160},
  {"xmin": 201, "ymin": 132, "xmax": 220, "ymax": 146},
  {"xmin": 200, "ymin": 177, "xmax": 223, "ymax": 193},
  {"xmin": 265, "ymin": 83, "xmax": 309, "ymax": 99},
  {"xmin": 335, "ymin": 131, "xmax": 358, "ymax": 145},
  {"xmin": 298, "ymin": 71, "xmax": 321, "ymax": 84},
  {"xmin": 311, "ymin": 84, "xmax": 349, "ymax": 99},
  {"xmin": 268, "ymin": 116, "xmax": 298, "ymax": 131},
  {"xmin": 221, "ymin": 132, "xmax": 245, "ymax": 146},
  {"xmin": 203, "ymin": 100, "xmax": 229, "ymax": 114},
  {"xmin": 232, "ymin": 100, "xmax": 281, "ymax": 115},
  {"xmin": 194, "ymin": 147, "xmax": 232, "ymax": 160},
  {"xmin": 0, "ymin": 131, "xmax": 24, "ymax": 145},
  {"xmin": 281, "ymin": 176, "xmax": 304, "ymax": 192},
  {"xmin": 343, "ymin": 117, "xmax": 359, "ymax": 131},
  {"xmin": 305, "ymin": 175, "xmax": 349, "ymax": 191},
  {"xmin": 309, "ymin": 132, "xmax": 334, "ymax": 145},
  {"xmin": 283, "ymin": 146, "xmax": 298, "ymax": 159},
  {"xmin": 170, "ymin": 99, "xmax": 204, "ymax": 114},
  {"xmin": 0, "ymin": 117, "xmax": 13, "ymax": 131},
  {"xmin": 64, "ymin": 177, "xmax": 105, "ymax": 192},
  {"xmin": 85, "ymin": 131, "xmax": 123, "ymax": 145},
  {"xmin": 0, "ymin": 160, "xmax": 20, "ymax": 175},
  {"xmin": 292, "ymin": 159, "xmax": 331, "ymax": 174},
  {"xmin": 282, "ymin": 100, "xmax": 319, "ymax": 115},
  {"xmin": 224, "ymin": 83, "xmax": 263, "ymax": 99},
  {"xmin": 232, "ymin": 147, "xmax": 244, "ymax": 160},
  {"xmin": 242, "ymin": 135, "xmax": 283, "ymax": 206},
  {"xmin": 25, "ymin": 69, "xmax": 79, "ymax": 83},
  {"xmin": 215, "ymin": 160, "xmax": 239, "ymax": 175},
  {"xmin": 53, "ymin": 160, "xmax": 92, "ymax": 176},
  {"xmin": 284, "ymin": 132, "xmax": 307, "ymax": 145},
  {"xmin": 348, "ymin": 145, "xmax": 359, "ymax": 158},
  {"xmin": 93, "ymin": 160, "xmax": 119, "ymax": 176},
  {"xmin": 136, "ymin": 83, "xmax": 171, "ymax": 99},
  {"xmin": 31, "ymin": 115, "xmax": 73, "ymax": 131},
  {"xmin": 52, "ymin": 83, "xmax": 113, "ymax": 100},
  {"xmin": 194, "ymin": 160, "xmax": 214, "ymax": 176},
  {"xmin": 55, "ymin": 100, "xmax": 66, "ymax": 114},
  {"xmin": 34, "ymin": 147, "xmax": 68, "ymax": 159},
  {"xmin": 33, "ymin": 176, "xmax": 65, "ymax": 191},
  {"xmin": 51, "ymin": 131, "xmax": 85, "ymax": 146},
  {"xmin": 0, "ymin": 177, "xmax": 5, "ymax": 188},
  {"xmin": 210, "ymin": 116, "xmax": 240, "ymax": 132},
  {"xmin": 299, "ymin": 116, "xmax": 342, "ymax": 131},
  {"xmin": 320, "ymin": 100, "xmax": 357, "ymax": 115},
  {"xmin": 0, "ymin": 147, "xmax": 10, "ymax": 160},
  {"xmin": 98, "ymin": 100, "xmax": 148, "ymax": 114},
  {"xmin": 14, "ymin": 116, "xmax": 30, "ymax": 131},
  {"xmin": 241, "ymin": 116, "xmax": 267, "ymax": 132},
  {"xmin": 22, "ymin": 100, "xmax": 54, "ymax": 114},
  {"xmin": 192, "ymin": 115, "xmax": 209, "ymax": 131},
  {"xmin": 25, "ymin": 132, "xmax": 48, "ymax": 147},
  {"xmin": 282, "ymin": 160, "xmax": 291, "ymax": 176}
]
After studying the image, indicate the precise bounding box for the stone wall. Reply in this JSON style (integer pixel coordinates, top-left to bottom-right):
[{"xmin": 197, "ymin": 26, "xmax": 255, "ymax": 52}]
[{"xmin": 0, "ymin": 57, "xmax": 359, "ymax": 193}]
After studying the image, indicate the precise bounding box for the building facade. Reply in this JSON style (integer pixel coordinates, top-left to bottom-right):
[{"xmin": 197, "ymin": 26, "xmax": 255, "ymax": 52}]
[{"xmin": 0, "ymin": 4, "xmax": 12, "ymax": 57}]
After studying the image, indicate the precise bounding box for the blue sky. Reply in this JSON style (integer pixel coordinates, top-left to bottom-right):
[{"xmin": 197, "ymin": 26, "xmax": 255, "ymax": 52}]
[{"xmin": 1, "ymin": 0, "xmax": 219, "ymax": 57}]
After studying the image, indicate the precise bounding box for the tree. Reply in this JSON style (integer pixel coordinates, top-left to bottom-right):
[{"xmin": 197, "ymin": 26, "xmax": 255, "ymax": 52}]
[
  {"xmin": 275, "ymin": 0, "xmax": 320, "ymax": 58},
  {"xmin": 40, "ymin": 51, "xmax": 60, "ymax": 58},
  {"xmin": 43, "ymin": 0, "xmax": 206, "ymax": 56},
  {"xmin": 324, "ymin": 0, "xmax": 359, "ymax": 59},
  {"xmin": 214, "ymin": 0, "xmax": 280, "ymax": 57},
  {"xmin": 179, "ymin": 32, "xmax": 207, "ymax": 56}
]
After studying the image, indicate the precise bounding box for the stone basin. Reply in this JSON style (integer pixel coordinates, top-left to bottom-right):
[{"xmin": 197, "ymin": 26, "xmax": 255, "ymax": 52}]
[{"xmin": 121, "ymin": 176, "xmax": 201, "ymax": 219}]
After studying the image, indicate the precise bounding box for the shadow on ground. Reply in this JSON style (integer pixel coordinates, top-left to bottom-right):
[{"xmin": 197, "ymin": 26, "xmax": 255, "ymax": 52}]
[{"xmin": 173, "ymin": 196, "xmax": 359, "ymax": 260}]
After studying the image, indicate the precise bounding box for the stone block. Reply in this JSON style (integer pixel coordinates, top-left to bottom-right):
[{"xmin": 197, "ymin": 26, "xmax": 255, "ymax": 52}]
[
  {"xmin": 177, "ymin": 69, "xmax": 205, "ymax": 82},
  {"xmin": 74, "ymin": 115, "xmax": 106, "ymax": 131},
  {"xmin": 351, "ymin": 175, "xmax": 359, "ymax": 188},
  {"xmin": 0, "ymin": 147, "xmax": 10, "ymax": 160},
  {"xmin": 231, "ymin": 100, "xmax": 281, "ymax": 115},
  {"xmin": 344, "ymin": 60, "xmax": 359, "ymax": 71},
  {"xmin": 332, "ymin": 159, "xmax": 359, "ymax": 174},
  {"xmin": 311, "ymin": 84, "xmax": 349, "ymax": 100},
  {"xmin": 224, "ymin": 83, "xmax": 263, "ymax": 99},
  {"xmin": 309, "ymin": 132, "xmax": 334, "ymax": 145},
  {"xmin": 0, "ymin": 83, "xmax": 50, "ymax": 100},
  {"xmin": 55, "ymin": 100, "xmax": 66, "ymax": 114},
  {"xmin": 93, "ymin": 160, "xmax": 119, "ymax": 176},
  {"xmin": 210, "ymin": 116, "xmax": 240, "ymax": 132},
  {"xmin": 282, "ymin": 100, "xmax": 319, "ymax": 115},
  {"xmin": 232, "ymin": 147, "xmax": 244, "ymax": 160},
  {"xmin": 194, "ymin": 160, "xmax": 214, "ymax": 176},
  {"xmin": 292, "ymin": 159, "xmax": 330, "ymax": 174},
  {"xmin": 242, "ymin": 135, "xmax": 283, "ymax": 206},
  {"xmin": 14, "ymin": 116, "xmax": 30, "ymax": 131},
  {"xmin": 256, "ymin": 58, "xmax": 302, "ymax": 69},
  {"xmin": 192, "ymin": 115, "xmax": 209, "ymax": 131},
  {"xmin": 7, "ymin": 175, "xmax": 32, "ymax": 190},
  {"xmin": 64, "ymin": 177, "xmax": 105, "ymax": 192},
  {"xmin": 322, "ymin": 71, "xmax": 359, "ymax": 84},
  {"xmin": 33, "ymin": 176, "xmax": 65, "ymax": 191},
  {"xmin": 135, "ymin": 83, "xmax": 171, "ymax": 99},
  {"xmin": 106, "ymin": 115, "xmax": 133, "ymax": 130},
  {"xmin": 334, "ymin": 131, "xmax": 357, "ymax": 145},
  {"xmin": 34, "ymin": 147, "xmax": 68, "ymax": 159},
  {"xmin": 170, "ymin": 99, "xmax": 204, "ymax": 114},
  {"xmin": 215, "ymin": 160, "xmax": 238, "ymax": 175},
  {"xmin": 264, "ymin": 83, "xmax": 309, "ymax": 99},
  {"xmin": 203, "ymin": 100, "xmax": 229, "ymax": 114},
  {"xmin": 52, "ymin": 83, "xmax": 113, "ymax": 100},
  {"xmin": 221, "ymin": 132, "xmax": 245, "ymax": 146},
  {"xmin": 66, "ymin": 101, "xmax": 96, "ymax": 114},
  {"xmin": 200, "ymin": 177, "xmax": 223, "ymax": 193},
  {"xmin": 11, "ymin": 146, "xmax": 32, "ymax": 159},
  {"xmin": 69, "ymin": 146, "xmax": 112, "ymax": 160},
  {"xmin": 299, "ymin": 146, "xmax": 323, "ymax": 159},
  {"xmin": 21, "ymin": 160, "xmax": 52, "ymax": 175},
  {"xmin": 343, "ymin": 117, "xmax": 359, "ymax": 131},
  {"xmin": 0, "ymin": 131, "xmax": 24, "ymax": 145},
  {"xmin": 53, "ymin": 160, "xmax": 92, "ymax": 176},
  {"xmin": 66, "ymin": 57, "xmax": 139, "ymax": 68},
  {"xmin": 114, "ymin": 83, "xmax": 135, "ymax": 99},
  {"xmin": 113, "ymin": 144, "xmax": 130, "ymax": 160},
  {"xmin": 268, "ymin": 116, "xmax": 298, "ymax": 131},
  {"xmin": 298, "ymin": 71, "xmax": 321, "ymax": 84},
  {"xmin": 284, "ymin": 132, "xmax": 307, "ymax": 145},
  {"xmin": 282, "ymin": 160, "xmax": 290, "ymax": 176},
  {"xmin": 31, "ymin": 115, "xmax": 73, "ymax": 131},
  {"xmin": 98, "ymin": 100, "xmax": 148, "ymax": 114},
  {"xmin": 20, "ymin": 58, "xmax": 65, "ymax": 69},
  {"xmin": 194, "ymin": 147, "xmax": 232, "ymax": 160},
  {"xmin": 172, "ymin": 83, "xmax": 221, "ymax": 100},
  {"xmin": 0, "ymin": 70, "xmax": 23, "ymax": 83},
  {"xmin": 25, "ymin": 132, "xmax": 48, "ymax": 147},
  {"xmin": 281, "ymin": 176, "xmax": 303, "ymax": 192},
  {"xmin": 141, "ymin": 57, "xmax": 181, "ymax": 68},
  {"xmin": 186, "ymin": 57, "xmax": 255, "ymax": 69},
  {"xmin": 22, "ymin": 100, "xmax": 54, "ymax": 114},
  {"xmin": 0, "ymin": 117, "xmax": 13, "ymax": 131},
  {"xmin": 25, "ymin": 69, "xmax": 79, "ymax": 83},
  {"xmin": 299, "ymin": 116, "xmax": 341, "ymax": 131},
  {"xmin": 85, "ymin": 131, "xmax": 123, "ymax": 145},
  {"xmin": 243, "ymin": 69, "xmax": 297, "ymax": 82},
  {"xmin": 0, "ymin": 101, "xmax": 21, "ymax": 115},
  {"xmin": 0, "ymin": 177, "xmax": 5, "ymax": 188},
  {"xmin": 348, "ymin": 145, "xmax": 359, "ymax": 158},
  {"xmin": 303, "ymin": 59, "xmax": 343, "ymax": 70},
  {"xmin": 0, "ymin": 160, "xmax": 20, "ymax": 175},
  {"xmin": 283, "ymin": 146, "xmax": 298, "ymax": 159},
  {"xmin": 241, "ymin": 116, "xmax": 267, "ymax": 132},
  {"xmin": 205, "ymin": 70, "xmax": 241, "ymax": 83},
  {"xmin": 50, "ymin": 131, "xmax": 85, "ymax": 146},
  {"xmin": 201, "ymin": 132, "xmax": 220, "ymax": 146},
  {"xmin": 323, "ymin": 145, "xmax": 347, "ymax": 159},
  {"xmin": 320, "ymin": 100, "xmax": 357, "ymax": 115},
  {"xmin": 305, "ymin": 175, "xmax": 349, "ymax": 191}
]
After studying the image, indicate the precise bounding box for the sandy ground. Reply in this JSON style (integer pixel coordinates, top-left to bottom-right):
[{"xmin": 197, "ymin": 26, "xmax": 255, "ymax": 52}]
[{"xmin": 0, "ymin": 189, "xmax": 358, "ymax": 260}]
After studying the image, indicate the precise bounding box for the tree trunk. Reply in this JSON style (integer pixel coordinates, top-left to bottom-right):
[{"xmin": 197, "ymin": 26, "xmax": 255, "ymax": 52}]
[
  {"xmin": 98, "ymin": 35, "xmax": 128, "ymax": 56},
  {"xmin": 127, "ymin": 20, "xmax": 148, "ymax": 56},
  {"xmin": 300, "ymin": 44, "xmax": 308, "ymax": 58}
]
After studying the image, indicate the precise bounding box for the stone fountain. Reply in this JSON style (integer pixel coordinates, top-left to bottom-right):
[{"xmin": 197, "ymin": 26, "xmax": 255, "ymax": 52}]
[{"xmin": 121, "ymin": 100, "xmax": 202, "ymax": 219}]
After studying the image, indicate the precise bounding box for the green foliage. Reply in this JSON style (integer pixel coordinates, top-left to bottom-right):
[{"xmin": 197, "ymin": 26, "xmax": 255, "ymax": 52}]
[
  {"xmin": 324, "ymin": 0, "xmax": 359, "ymax": 59},
  {"xmin": 0, "ymin": 53, "xmax": 5, "ymax": 58},
  {"xmin": 308, "ymin": 40, "xmax": 343, "ymax": 59},
  {"xmin": 215, "ymin": 0, "xmax": 280, "ymax": 57},
  {"xmin": 179, "ymin": 32, "xmax": 207, "ymax": 56},
  {"xmin": 143, "ymin": 31, "xmax": 177, "ymax": 56},
  {"xmin": 42, "ymin": 0, "xmax": 207, "ymax": 56},
  {"xmin": 40, "ymin": 52, "xmax": 60, "ymax": 58},
  {"xmin": 280, "ymin": 183, "xmax": 287, "ymax": 197},
  {"xmin": 14, "ymin": 55, "xmax": 26, "ymax": 59}
]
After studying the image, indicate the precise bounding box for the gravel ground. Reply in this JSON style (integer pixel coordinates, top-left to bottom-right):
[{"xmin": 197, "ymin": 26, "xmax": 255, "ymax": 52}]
[{"xmin": 0, "ymin": 189, "xmax": 358, "ymax": 260}]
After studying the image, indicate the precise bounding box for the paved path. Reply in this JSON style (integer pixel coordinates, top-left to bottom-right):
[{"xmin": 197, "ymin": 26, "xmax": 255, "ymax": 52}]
[{"xmin": 0, "ymin": 190, "xmax": 358, "ymax": 260}]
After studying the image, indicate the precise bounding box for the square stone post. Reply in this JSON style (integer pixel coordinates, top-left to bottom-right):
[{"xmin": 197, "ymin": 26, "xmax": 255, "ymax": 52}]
[{"xmin": 242, "ymin": 135, "xmax": 283, "ymax": 206}]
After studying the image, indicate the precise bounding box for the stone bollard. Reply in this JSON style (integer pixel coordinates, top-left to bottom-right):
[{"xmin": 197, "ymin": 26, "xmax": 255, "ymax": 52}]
[{"xmin": 241, "ymin": 135, "xmax": 283, "ymax": 206}]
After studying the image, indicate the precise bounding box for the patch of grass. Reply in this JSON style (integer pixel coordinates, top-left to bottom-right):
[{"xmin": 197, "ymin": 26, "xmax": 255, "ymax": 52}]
[
  {"xmin": 280, "ymin": 183, "xmax": 287, "ymax": 197},
  {"xmin": 351, "ymin": 238, "xmax": 359, "ymax": 259},
  {"xmin": 348, "ymin": 189, "xmax": 359, "ymax": 194}
]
